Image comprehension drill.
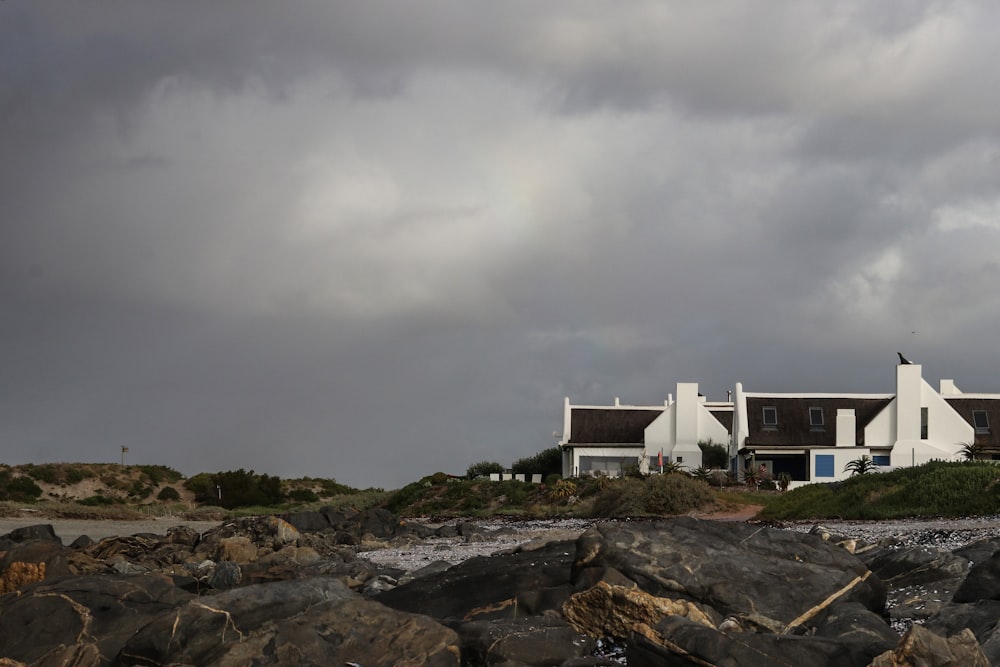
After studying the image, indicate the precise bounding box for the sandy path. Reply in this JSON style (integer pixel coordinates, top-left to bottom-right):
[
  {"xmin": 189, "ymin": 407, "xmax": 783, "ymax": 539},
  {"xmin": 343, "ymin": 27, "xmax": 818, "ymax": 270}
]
[{"xmin": 0, "ymin": 517, "xmax": 222, "ymax": 545}]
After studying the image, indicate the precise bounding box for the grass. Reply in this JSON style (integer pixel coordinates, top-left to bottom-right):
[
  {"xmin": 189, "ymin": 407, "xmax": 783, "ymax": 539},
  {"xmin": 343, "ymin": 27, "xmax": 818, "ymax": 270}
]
[{"xmin": 760, "ymin": 460, "xmax": 1000, "ymax": 521}]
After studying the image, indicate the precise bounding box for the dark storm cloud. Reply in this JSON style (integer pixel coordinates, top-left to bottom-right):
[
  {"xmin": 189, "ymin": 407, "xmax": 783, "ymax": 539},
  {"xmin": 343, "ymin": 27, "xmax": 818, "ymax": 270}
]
[{"xmin": 3, "ymin": 1, "xmax": 1000, "ymax": 488}]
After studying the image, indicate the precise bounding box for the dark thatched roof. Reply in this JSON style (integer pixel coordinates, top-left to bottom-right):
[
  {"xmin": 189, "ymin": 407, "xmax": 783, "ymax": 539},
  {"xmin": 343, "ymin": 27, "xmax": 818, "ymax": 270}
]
[
  {"xmin": 745, "ymin": 397, "xmax": 892, "ymax": 447},
  {"xmin": 568, "ymin": 408, "xmax": 663, "ymax": 445},
  {"xmin": 709, "ymin": 408, "xmax": 733, "ymax": 433},
  {"xmin": 945, "ymin": 397, "xmax": 1000, "ymax": 451}
]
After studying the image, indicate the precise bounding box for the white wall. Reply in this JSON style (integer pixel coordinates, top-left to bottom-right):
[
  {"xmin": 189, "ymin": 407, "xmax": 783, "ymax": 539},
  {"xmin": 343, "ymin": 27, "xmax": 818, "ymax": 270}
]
[
  {"xmin": 889, "ymin": 364, "xmax": 972, "ymax": 467},
  {"xmin": 865, "ymin": 398, "xmax": 896, "ymax": 448},
  {"xmin": 731, "ymin": 382, "xmax": 748, "ymax": 463},
  {"xmin": 836, "ymin": 409, "xmax": 856, "ymax": 447},
  {"xmin": 812, "ymin": 448, "xmax": 872, "ymax": 483},
  {"xmin": 642, "ymin": 383, "xmax": 729, "ymax": 469},
  {"xmin": 644, "ymin": 405, "xmax": 675, "ymax": 464}
]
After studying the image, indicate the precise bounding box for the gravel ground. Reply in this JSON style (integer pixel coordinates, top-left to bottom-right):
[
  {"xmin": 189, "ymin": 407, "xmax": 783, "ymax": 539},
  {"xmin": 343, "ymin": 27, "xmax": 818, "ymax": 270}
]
[
  {"xmin": 359, "ymin": 518, "xmax": 595, "ymax": 571},
  {"xmin": 362, "ymin": 515, "xmax": 1000, "ymax": 573},
  {"xmin": 784, "ymin": 515, "xmax": 1000, "ymax": 551}
]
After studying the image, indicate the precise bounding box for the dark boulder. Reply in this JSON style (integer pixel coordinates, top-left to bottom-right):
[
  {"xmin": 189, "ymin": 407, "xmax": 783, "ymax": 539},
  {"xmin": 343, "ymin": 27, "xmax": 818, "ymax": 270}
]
[
  {"xmin": 164, "ymin": 524, "xmax": 201, "ymax": 547},
  {"xmin": 0, "ymin": 573, "xmax": 192, "ymax": 665},
  {"xmin": 375, "ymin": 540, "xmax": 577, "ymax": 622},
  {"xmin": 953, "ymin": 550, "xmax": 1000, "ymax": 603},
  {"xmin": 862, "ymin": 543, "xmax": 970, "ymax": 620},
  {"xmin": 813, "ymin": 601, "xmax": 898, "ymax": 655},
  {"xmin": 209, "ymin": 560, "xmax": 243, "ymax": 590},
  {"xmin": 628, "ymin": 614, "xmax": 885, "ymax": 667},
  {"xmin": 280, "ymin": 510, "xmax": 332, "ymax": 533},
  {"xmin": 924, "ymin": 600, "xmax": 1000, "ymax": 665},
  {"xmin": 572, "ymin": 518, "xmax": 885, "ymax": 634},
  {"xmin": 955, "ymin": 536, "xmax": 1000, "ymax": 566},
  {"xmin": 863, "ymin": 544, "xmax": 969, "ymax": 587},
  {"xmin": 0, "ymin": 539, "xmax": 70, "ymax": 593},
  {"xmin": 70, "ymin": 534, "xmax": 95, "ymax": 549},
  {"xmin": 869, "ymin": 624, "xmax": 989, "ymax": 666},
  {"xmin": 450, "ymin": 615, "xmax": 595, "ymax": 666},
  {"xmin": 121, "ymin": 577, "xmax": 460, "ymax": 666},
  {"xmin": 5, "ymin": 523, "xmax": 60, "ymax": 543}
]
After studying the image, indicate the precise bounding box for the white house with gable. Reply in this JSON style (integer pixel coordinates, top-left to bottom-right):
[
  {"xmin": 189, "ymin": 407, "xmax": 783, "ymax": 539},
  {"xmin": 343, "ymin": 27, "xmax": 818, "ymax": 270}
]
[
  {"xmin": 731, "ymin": 360, "xmax": 998, "ymax": 487},
  {"xmin": 559, "ymin": 383, "xmax": 733, "ymax": 478}
]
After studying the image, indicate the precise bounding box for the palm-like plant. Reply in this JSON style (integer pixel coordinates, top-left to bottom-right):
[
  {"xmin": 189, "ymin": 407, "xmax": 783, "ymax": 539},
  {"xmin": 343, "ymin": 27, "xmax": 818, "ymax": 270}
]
[
  {"xmin": 690, "ymin": 466, "xmax": 712, "ymax": 483},
  {"xmin": 960, "ymin": 441, "xmax": 984, "ymax": 461},
  {"xmin": 661, "ymin": 461, "xmax": 686, "ymax": 475},
  {"xmin": 844, "ymin": 455, "xmax": 877, "ymax": 476}
]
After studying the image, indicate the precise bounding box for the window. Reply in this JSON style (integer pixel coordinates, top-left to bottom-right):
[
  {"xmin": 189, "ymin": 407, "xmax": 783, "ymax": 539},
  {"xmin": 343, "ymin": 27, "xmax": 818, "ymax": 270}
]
[
  {"xmin": 921, "ymin": 407, "xmax": 928, "ymax": 440},
  {"xmin": 809, "ymin": 407, "xmax": 825, "ymax": 430},
  {"xmin": 872, "ymin": 455, "xmax": 891, "ymax": 466},
  {"xmin": 974, "ymin": 410, "xmax": 990, "ymax": 434},
  {"xmin": 676, "ymin": 456, "xmax": 684, "ymax": 463},
  {"xmin": 815, "ymin": 455, "xmax": 834, "ymax": 477},
  {"xmin": 762, "ymin": 406, "xmax": 778, "ymax": 428}
]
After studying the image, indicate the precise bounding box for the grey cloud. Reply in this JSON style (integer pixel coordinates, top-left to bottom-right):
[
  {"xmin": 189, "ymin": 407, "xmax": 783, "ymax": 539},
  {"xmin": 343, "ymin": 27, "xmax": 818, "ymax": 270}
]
[{"xmin": 4, "ymin": 1, "xmax": 1000, "ymax": 489}]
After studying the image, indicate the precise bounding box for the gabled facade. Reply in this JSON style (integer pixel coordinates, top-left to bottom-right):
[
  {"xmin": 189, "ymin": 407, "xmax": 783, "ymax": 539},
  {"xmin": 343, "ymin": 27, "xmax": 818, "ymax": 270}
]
[
  {"xmin": 559, "ymin": 383, "xmax": 733, "ymax": 478},
  {"xmin": 732, "ymin": 362, "xmax": 1000, "ymax": 486}
]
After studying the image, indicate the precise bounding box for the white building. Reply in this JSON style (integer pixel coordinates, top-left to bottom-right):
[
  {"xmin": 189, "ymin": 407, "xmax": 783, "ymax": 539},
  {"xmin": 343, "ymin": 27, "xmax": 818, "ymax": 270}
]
[
  {"xmin": 559, "ymin": 383, "xmax": 733, "ymax": 478},
  {"xmin": 731, "ymin": 361, "xmax": 1000, "ymax": 487}
]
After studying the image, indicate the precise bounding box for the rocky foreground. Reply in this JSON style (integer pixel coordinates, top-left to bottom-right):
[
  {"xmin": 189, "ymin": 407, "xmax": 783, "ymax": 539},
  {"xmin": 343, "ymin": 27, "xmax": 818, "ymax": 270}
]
[{"xmin": 2, "ymin": 510, "xmax": 1000, "ymax": 665}]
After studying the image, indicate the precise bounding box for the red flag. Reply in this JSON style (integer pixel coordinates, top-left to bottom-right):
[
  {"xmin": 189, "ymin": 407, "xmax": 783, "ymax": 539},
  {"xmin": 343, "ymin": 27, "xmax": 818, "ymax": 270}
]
[{"xmin": 657, "ymin": 450, "xmax": 663, "ymax": 468}]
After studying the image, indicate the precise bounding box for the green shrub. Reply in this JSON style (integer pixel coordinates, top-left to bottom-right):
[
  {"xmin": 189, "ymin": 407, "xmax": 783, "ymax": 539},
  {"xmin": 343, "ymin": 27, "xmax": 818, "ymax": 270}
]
[
  {"xmin": 79, "ymin": 495, "xmax": 121, "ymax": 506},
  {"xmin": 511, "ymin": 447, "xmax": 562, "ymax": 477},
  {"xmin": 128, "ymin": 479, "xmax": 153, "ymax": 499},
  {"xmin": 65, "ymin": 468, "xmax": 85, "ymax": 484},
  {"xmin": 592, "ymin": 474, "xmax": 715, "ymax": 518},
  {"xmin": 137, "ymin": 465, "xmax": 182, "ymax": 486},
  {"xmin": 466, "ymin": 461, "xmax": 504, "ymax": 479},
  {"xmin": 23, "ymin": 464, "xmax": 60, "ymax": 485},
  {"xmin": 288, "ymin": 488, "xmax": 320, "ymax": 503},
  {"xmin": 317, "ymin": 478, "xmax": 355, "ymax": 497},
  {"xmin": 385, "ymin": 480, "xmax": 430, "ymax": 514},
  {"xmin": 157, "ymin": 486, "xmax": 181, "ymax": 501},
  {"xmin": 212, "ymin": 469, "xmax": 284, "ymax": 509},
  {"xmin": 0, "ymin": 475, "xmax": 43, "ymax": 502},
  {"xmin": 699, "ymin": 441, "xmax": 729, "ymax": 469}
]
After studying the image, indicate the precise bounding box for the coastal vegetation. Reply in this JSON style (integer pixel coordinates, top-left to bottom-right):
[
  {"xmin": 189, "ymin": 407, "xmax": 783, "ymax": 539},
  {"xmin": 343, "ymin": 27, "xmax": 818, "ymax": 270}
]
[
  {"xmin": 760, "ymin": 460, "xmax": 1000, "ymax": 520},
  {"xmin": 5, "ymin": 458, "xmax": 1000, "ymax": 522}
]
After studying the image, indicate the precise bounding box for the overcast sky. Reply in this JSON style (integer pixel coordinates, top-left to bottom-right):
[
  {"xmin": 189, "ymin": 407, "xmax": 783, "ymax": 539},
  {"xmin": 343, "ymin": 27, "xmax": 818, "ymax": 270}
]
[{"xmin": 3, "ymin": 2, "xmax": 1000, "ymax": 489}]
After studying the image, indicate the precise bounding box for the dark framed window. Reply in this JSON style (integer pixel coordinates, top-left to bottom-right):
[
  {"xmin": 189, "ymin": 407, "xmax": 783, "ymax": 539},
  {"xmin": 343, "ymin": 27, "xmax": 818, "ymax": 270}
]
[
  {"xmin": 974, "ymin": 410, "xmax": 990, "ymax": 434},
  {"xmin": 762, "ymin": 406, "xmax": 778, "ymax": 428},
  {"xmin": 921, "ymin": 407, "xmax": 928, "ymax": 440},
  {"xmin": 809, "ymin": 407, "xmax": 824, "ymax": 429}
]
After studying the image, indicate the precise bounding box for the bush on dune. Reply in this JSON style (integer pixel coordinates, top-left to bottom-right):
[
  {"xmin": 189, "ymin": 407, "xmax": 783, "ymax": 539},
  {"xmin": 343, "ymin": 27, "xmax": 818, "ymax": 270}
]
[{"xmin": 592, "ymin": 473, "xmax": 715, "ymax": 518}]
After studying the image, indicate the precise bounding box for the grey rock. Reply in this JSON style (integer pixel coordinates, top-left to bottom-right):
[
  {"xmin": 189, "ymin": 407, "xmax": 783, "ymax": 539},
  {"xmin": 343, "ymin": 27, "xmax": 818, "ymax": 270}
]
[
  {"xmin": 628, "ymin": 614, "xmax": 884, "ymax": 667},
  {"xmin": 209, "ymin": 560, "xmax": 243, "ymax": 589},
  {"xmin": 121, "ymin": 577, "xmax": 460, "ymax": 666},
  {"xmin": 451, "ymin": 616, "xmax": 595, "ymax": 666},
  {"xmin": 573, "ymin": 518, "xmax": 885, "ymax": 633},
  {"xmin": 0, "ymin": 574, "xmax": 192, "ymax": 665}
]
